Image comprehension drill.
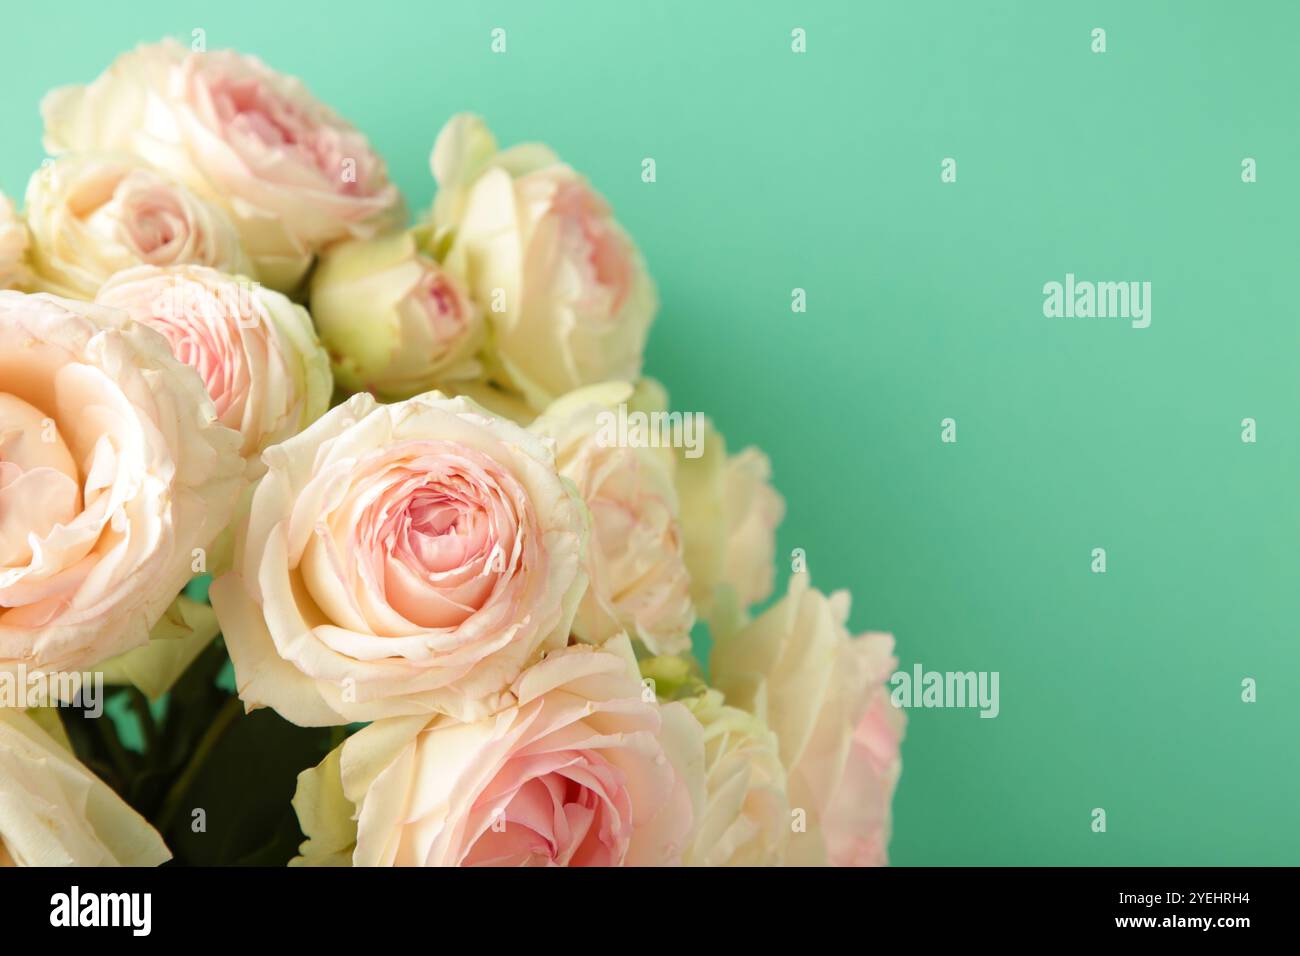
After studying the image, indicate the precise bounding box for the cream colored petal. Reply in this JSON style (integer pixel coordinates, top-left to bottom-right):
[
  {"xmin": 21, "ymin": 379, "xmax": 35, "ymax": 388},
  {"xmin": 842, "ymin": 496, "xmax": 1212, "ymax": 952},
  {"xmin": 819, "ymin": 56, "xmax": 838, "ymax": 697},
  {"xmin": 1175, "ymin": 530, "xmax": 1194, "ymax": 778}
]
[
  {"xmin": 291, "ymin": 746, "xmax": 358, "ymax": 866},
  {"xmin": 98, "ymin": 595, "xmax": 221, "ymax": 700},
  {"xmin": 0, "ymin": 709, "xmax": 170, "ymax": 866}
]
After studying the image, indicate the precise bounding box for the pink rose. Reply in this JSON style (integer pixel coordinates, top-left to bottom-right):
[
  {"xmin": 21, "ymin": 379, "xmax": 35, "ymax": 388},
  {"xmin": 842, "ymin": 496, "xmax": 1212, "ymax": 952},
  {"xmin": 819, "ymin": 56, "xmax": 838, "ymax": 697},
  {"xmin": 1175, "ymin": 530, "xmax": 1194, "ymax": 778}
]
[
  {"xmin": 0, "ymin": 291, "xmax": 243, "ymax": 675},
  {"xmin": 209, "ymin": 391, "xmax": 589, "ymax": 725},
  {"xmin": 24, "ymin": 154, "xmax": 251, "ymax": 299},
  {"xmin": 96, "ymin": 264, "xmax": 332, "ymax": 471},
  {"xmin": 291, "ymin": 638, "xmax": 704, "ymax": 866},
  {"xmin": 43, "ymin": 40, "xmax": 404, "ymax": 292}
]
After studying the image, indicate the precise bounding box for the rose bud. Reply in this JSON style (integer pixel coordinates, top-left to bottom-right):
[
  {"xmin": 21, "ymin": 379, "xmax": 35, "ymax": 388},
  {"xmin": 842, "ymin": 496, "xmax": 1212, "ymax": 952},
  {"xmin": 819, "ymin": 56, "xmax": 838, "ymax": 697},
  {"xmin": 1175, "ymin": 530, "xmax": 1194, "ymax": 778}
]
[{"xmin": 309, "ymin": 230, "xmax": 484, "ymax": 399}]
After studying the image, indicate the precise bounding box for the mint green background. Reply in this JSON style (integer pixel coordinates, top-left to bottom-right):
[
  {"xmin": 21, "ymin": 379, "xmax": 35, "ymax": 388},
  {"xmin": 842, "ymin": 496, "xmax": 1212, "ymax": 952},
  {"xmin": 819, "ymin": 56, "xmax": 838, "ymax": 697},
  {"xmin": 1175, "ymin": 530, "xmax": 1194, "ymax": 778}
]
[{"xmin": 3, "ymin": 0, "xmax": 1296, "ymax": 865}]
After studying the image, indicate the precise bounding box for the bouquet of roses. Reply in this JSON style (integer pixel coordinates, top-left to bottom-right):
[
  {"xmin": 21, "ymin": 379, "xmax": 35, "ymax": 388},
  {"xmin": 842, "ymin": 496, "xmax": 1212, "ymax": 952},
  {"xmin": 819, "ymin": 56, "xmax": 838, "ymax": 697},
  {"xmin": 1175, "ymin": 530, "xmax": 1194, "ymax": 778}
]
[{"xmin": 0, "ymin": 40, "xmax": 903, "ymax": 867}]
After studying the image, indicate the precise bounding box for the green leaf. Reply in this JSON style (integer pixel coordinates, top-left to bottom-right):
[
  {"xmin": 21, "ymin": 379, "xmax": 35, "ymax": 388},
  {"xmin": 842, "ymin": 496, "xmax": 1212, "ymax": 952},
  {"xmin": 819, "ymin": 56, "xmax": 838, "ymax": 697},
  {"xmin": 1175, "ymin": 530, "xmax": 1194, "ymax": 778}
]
[{"xmin": 160, "ymin": 705, "xmax": 332, "ymax": 866}]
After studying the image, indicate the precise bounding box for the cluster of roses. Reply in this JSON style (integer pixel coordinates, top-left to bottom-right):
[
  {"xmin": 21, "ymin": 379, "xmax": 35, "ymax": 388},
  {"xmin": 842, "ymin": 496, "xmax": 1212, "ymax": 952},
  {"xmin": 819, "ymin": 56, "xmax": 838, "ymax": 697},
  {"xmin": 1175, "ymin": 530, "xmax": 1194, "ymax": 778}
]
[{"xmin": 0, "ymin": 40, "xmax": 902, "ymax": 867}]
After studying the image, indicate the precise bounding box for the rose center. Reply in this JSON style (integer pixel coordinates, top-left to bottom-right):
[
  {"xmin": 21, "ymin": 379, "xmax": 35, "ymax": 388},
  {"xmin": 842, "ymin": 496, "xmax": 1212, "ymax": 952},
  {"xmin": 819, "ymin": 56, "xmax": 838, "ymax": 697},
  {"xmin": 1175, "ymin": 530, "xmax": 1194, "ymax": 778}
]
[
  {"xmin": 553, "ymin": 183, "xmax": 632, "ymax": 314},
  {"xmin": 416, "ymin": 270, "xmax": 465, "ymax": 345},
  {"xmin": 463, "ymin": 753, "xmax": 631, "ymax": 867},
  {"xmin": 399, "ymin": 487, "xmax": 488, "ymax": 574}
]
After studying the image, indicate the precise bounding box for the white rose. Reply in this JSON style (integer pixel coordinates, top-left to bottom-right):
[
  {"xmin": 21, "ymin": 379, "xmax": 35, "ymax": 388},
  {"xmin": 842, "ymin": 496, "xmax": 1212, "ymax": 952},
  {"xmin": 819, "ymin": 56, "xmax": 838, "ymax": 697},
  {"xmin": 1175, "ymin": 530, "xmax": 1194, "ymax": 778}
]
[
  {"xmin": 681, "ymin": 688, "xmax": 789, "ymax": 866},
  {"xmin": 674, "ymin": 418, "xmax": 785, "ymax": 618},
  {"xmin": 711, "ymin": 575, "xmax": 904, "ymax": 866},
  {"xmin": 0, "ymin": 708, "xmax": 170, "ymax": 866},
  {"xmin": 531, "ymin": 383, "xmax": 694, "ymax": 655},
  {"xmin": 24, "ymin": 153, "xmax": 251, "ymax": 299},
  {"xmin": 431, "ymin": 114, "xmax": 657, "ymax": 412}
]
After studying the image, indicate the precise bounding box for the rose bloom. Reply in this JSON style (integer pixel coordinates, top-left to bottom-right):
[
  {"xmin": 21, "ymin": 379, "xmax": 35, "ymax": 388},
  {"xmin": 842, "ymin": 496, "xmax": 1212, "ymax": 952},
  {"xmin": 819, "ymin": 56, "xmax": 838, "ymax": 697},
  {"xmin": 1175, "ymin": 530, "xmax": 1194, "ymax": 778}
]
[
  {"xmin": 24, "ymin": 153, "xmax": 251, "ymax": 299},
  {"xmin": 209, "ymin": 391, "xmax": 589, "ymax": 726},
  {"xmin": 0, "ymin": 192, "xmax": 30, "ymax": 290},
  {"xmin": 0, "ymin": 292, "xmax": 243, "ymax": 674},
  {"xmin": 0, "ymin": 292, "xmax": 243, "ymax": 676},
  {"xmin": 0, "ymin": 708, "xmax": 170, "ymax": 866},
  {"xmin": 96, "ymin": 264, "xmax": 332, "ymax": 471},
  {"xmin": 681, "ymin": 688, "xmax": 789, "ymax": 866},
  {"xmin": 43, "ymin": 40, "xmax": 404, "ymax": 293},
  {"xmin": 674, "ymin": 416, "xmax": 784, "ymax": 618},
  {"xmin": 291, "ymin": 638, "xmax": 703, "ymax": 866},
  {"xmin": 711, "ymin": 575, "xmax": 904, "ymax": 866},
  {"xmin": 309, "ymin": 230, "xmax": 484, "ymax": 399},
  {"xmin": 531, "ymin": 384, "xmax": 694, "ymax": 656},
  {"xmin": 431, "ymin": 114, "xmax": 657, "ymax": 412}
]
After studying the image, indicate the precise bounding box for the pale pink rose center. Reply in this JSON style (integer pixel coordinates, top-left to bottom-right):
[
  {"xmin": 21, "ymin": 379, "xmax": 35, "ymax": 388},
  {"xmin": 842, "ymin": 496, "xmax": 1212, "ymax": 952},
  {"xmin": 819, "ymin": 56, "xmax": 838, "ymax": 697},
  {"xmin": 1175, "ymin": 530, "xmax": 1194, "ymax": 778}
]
[
  {"xmin": 415, "ymin": 268, "xmax": 467, "ymax": 349},
  {"xmin": 368, "ymin": 467, "xmax": 500, "ymax": 629},
  {"xmin": 103, "ymin": 278, "xmax": 254, "ymax": 426},
  {"xmin": 126, "ymin": 201, "xmax": 184, "ymax": 255},
  {"xmin": 212, "ymin": 77, "xmax": 308, "ymax": 148},
  {"xmin": 304, "ymin": 442, "xmax": 535, "ymax": 636},
  {"xmin": 76, "ymin": 173, "xmax": 197, "ymax": 263},
  {"xmin": 552, "ymin": 182, "xmax": 633, "ymax": 315},
  {"xmin": 463, "ymin": 751, "xmax": 633, "ymax": 867},
  {"xmin": 396, "ymin": 485, "xmax": 490, "ymax": 574}
]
